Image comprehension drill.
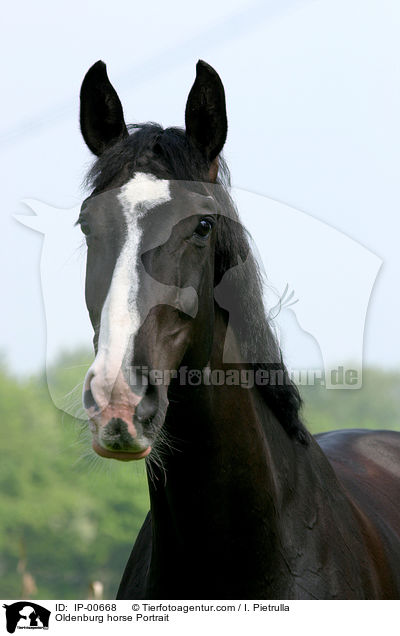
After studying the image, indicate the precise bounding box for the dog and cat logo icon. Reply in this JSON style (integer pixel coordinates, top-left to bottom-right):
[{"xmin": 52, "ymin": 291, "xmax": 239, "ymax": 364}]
[{"xmin": 2, "ymin": 602, "xmax": 51, "ymax": 633}]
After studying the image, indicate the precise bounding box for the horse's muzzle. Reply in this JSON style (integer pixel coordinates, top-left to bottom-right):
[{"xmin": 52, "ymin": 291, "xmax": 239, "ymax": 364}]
[{"xmin": 83, "ymin": 367, "xmax": 154, "ymax": 460}]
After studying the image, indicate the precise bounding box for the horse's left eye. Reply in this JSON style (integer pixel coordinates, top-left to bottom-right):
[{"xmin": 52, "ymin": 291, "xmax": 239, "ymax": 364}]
[{"xmin": 194, "ymin": 218, "xmax": 214, "ymax": 239}]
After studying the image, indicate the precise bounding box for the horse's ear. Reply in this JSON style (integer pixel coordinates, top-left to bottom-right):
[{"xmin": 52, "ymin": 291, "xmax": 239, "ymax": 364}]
[
  {"xmin": 80, "ymin": 61, "xmax": 128, "ymax": 156},
  {"xmin": 185, "ymin": 60, "xmax": 227, "ymax": 178}
]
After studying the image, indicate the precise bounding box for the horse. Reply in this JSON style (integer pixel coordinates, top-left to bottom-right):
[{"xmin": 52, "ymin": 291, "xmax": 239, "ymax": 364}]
[{"xmin": 77, "ymin": 59, "xmax": 400, "ymax": 599}]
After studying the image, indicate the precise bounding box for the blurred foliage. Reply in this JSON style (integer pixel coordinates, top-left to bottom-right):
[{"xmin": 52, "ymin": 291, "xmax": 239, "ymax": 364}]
[
  {"xmin": 301, "ymin": 367, "xmax": 400, "ymax": 434},
  {"xmin": 0, "ymin": 353, "xmax": 149, "ymax": 599},
  {"xmin": 0, "ymin": 352, "xmax": 399, "ymax": 599}
]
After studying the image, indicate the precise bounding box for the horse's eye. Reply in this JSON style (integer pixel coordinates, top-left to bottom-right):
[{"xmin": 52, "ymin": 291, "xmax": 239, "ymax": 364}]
[{"xmin": 194, "ymin": 218, "xmax": 214, "ymax": 239}]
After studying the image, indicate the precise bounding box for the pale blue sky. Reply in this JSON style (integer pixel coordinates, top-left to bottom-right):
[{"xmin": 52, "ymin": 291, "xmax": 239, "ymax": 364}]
[{"xmin": 2, "ymin": 0, "xmax": 400, "ymax": 374}]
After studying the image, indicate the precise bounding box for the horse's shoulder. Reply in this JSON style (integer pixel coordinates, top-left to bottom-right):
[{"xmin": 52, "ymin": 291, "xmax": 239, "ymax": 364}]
[
  {"xmin": 315, "ymin": 428, "xmax": 400, "ymax": 477},
  {"xmin": 316, "ymin": 428, "xmax": 400, "ymax": 532}
]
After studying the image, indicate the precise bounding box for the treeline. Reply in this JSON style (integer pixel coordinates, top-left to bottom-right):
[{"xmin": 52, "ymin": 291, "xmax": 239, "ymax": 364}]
[
  {"xmin": 0, "ymin": 354, "xmax": 399, "ymax": 599},
  {"xmin": 0, "ymin": 353, "xmax": 149, "ymax": 599}
]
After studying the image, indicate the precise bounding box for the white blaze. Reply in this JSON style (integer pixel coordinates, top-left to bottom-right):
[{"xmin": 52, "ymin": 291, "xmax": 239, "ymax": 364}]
[{"xmin": 85, "ymin": 173, "xmax": 171, "ymax": 408}]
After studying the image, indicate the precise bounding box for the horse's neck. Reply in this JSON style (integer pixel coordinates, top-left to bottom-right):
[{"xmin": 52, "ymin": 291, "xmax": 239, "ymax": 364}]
[
  {"xmin": 143, "ymin": 310, "xmax": 387, "ymax": 598},
  {"xmin": 147, "ymin": 389, "xmax": 284, "ymax": 595},
  {"xmin": 145, "ymin": 309, "xmax": 345, "ymax": 596}
]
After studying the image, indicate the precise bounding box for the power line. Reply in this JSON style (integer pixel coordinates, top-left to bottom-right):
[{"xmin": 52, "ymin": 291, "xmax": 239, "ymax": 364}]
[{"xmin": 0, "ymin": 0, "xmax": 315, "ymax": 149}]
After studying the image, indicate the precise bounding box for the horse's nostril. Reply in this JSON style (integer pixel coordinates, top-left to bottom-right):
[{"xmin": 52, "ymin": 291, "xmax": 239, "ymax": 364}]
[
  {"xmin": 135, "ymin": 393, "xmax": 158, "ymax": 425},
  {"xmin": 84, "ymin": 387, "xmax": 98, "ymax": 410}
]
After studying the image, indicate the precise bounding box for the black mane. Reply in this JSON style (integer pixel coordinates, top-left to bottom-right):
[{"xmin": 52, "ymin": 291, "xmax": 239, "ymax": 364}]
[
  {"xmin": 85, "ymin": 123, "xmax": 308, "ymax": 444},
  {"xmin": 86, "ymin": 123, "xmax": 230, "ymax": 192}
]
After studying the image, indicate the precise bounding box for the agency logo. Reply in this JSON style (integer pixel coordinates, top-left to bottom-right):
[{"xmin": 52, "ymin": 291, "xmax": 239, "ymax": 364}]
[
  {"xmin": 2, "ymin": 602, "xmax": 51, "ymax": 633},
  {"xmin": 17, "ymin": 187, "xmax": 381, "ymax": 408}
]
